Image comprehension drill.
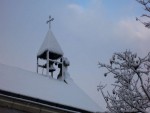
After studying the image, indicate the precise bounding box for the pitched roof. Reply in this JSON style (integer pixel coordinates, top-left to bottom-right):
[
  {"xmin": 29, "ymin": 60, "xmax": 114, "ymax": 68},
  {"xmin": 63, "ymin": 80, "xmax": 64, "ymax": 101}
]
[
  {"xmin": 37, "ymin": 30, "xmax": 64, "ymax": 57},
  {"xmin": 0, "ymin": 63, "xmax": 102, "ymax": 112}
]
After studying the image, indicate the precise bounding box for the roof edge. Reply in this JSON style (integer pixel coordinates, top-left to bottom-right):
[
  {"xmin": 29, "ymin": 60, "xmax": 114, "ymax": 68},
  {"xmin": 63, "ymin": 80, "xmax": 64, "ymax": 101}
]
[{"xmin": 0, "ymin": 89, "xmax": 94, "ymax": 113}]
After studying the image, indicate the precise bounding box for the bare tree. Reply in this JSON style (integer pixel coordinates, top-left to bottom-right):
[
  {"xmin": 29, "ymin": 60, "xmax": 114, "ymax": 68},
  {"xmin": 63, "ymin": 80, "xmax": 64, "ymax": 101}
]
[
  {"xmin": 136, "ymin": 0, "xmax": 150, "ymax": 28},
  {"xmin": 97, "ymin": 50, "xmax": 150, "ymax": 113}
]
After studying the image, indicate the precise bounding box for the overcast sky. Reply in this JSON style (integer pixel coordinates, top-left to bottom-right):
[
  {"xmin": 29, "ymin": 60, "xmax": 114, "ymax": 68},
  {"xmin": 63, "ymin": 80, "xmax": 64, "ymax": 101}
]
[{"xmin": 0, "ymin": 0, "xmax": 150, "ymax": 111}]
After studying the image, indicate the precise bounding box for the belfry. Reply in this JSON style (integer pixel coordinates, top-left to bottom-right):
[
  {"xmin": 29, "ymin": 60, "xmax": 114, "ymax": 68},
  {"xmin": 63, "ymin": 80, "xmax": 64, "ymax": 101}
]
[{"xmin": 37, "ymin": 16, "xmax": 66, "ymax": 81}]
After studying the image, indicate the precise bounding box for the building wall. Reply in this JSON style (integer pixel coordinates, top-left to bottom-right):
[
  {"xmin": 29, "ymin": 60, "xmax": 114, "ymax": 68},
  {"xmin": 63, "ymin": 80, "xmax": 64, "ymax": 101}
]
[
  {"xmin": 0, "ymin": 106, "xmax": 27, "ymax": 113},
  {"xmin": 0, "ymin": 94, "xmax": 68, "ymax": 113}
]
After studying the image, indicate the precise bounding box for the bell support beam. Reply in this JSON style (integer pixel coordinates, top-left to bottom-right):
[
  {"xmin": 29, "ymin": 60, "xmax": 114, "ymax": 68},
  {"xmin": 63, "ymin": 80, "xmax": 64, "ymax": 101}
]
[{"xmin": 48, "ymin": 58, "xmax": 62, "ymax": 65}]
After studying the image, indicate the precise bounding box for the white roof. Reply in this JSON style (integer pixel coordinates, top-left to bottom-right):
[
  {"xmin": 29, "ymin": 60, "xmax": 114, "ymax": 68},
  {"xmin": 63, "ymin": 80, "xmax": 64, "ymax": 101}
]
[
  {"xmin": 37, "ymin": 30, "xmax": 64, "ymax": 56},
  {"xmin": 0, "ymin": 63, "xmax": 102, "ymax": 112}
]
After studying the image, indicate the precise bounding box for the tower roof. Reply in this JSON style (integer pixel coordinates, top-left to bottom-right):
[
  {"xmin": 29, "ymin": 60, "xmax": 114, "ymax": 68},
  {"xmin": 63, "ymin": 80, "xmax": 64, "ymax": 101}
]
[{"xmin": 37, "ymin": 29, "xmax": 64, "ymax": 59}]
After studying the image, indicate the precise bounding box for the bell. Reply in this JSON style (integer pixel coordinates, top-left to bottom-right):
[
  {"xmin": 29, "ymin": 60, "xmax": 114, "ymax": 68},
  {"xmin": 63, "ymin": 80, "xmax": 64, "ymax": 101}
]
[
  {"xmin": 49, "ymin": 64, "xmax": 55, "ymax": 72},
  {"xmin": 55, "ymin": 62, "xmax": 58, "ymax": 65}
]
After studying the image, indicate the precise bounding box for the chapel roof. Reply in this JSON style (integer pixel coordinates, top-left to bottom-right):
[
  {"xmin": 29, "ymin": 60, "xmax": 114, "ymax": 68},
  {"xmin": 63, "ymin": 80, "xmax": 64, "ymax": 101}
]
[{"xmin": 0, "ymin": 63, "xmax": 102, "ymax": 112}]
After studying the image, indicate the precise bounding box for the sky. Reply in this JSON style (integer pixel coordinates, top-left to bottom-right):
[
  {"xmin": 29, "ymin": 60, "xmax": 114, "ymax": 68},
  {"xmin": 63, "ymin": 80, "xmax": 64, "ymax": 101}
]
[{"xmin": 0, "ymin": 0, "xmax": 150, "ymax": 111}]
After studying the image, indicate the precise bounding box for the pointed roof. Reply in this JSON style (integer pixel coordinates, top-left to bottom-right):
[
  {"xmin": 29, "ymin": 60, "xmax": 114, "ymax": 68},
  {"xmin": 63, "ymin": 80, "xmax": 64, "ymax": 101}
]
[
  {"xmin": 37, "ymin": 30, "xmax": 64, "ymax": 58},
  {"xmin": 0, "ymin": 63, "xmax": 102, "ymax": 112}
]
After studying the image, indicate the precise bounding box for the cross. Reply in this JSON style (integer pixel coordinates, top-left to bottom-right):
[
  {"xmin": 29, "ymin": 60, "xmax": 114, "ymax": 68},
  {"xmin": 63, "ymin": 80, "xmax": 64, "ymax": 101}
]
[{"xmin": 46, "ymin": 16, "xmax": 54, "ymax": 29}]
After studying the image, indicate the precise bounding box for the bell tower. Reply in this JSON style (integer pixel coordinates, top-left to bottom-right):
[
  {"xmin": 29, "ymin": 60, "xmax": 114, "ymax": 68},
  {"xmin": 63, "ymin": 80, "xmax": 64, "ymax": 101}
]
[{"xmin": 37, "ymin": 16, "xmax": 64, "ymax": 78}]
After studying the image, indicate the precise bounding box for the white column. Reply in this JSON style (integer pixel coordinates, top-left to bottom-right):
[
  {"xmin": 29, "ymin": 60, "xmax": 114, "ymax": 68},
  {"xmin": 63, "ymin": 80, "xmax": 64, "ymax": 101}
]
[
  {"xmin": 46, "ymin": 51, "xmax": 49, "ymax": 76},
  {"xmin": 37, "ymin": 57, "xmax": 38, "ymax": 73},
  {"xmin": 61, "ymin": 57, "xmax": 63, "ymax": 77}
]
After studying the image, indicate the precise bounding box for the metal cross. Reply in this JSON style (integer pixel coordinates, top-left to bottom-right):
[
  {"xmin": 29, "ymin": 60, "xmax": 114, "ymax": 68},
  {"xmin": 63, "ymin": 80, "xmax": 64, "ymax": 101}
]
[{"xmin": 46, "ymin": 16, "xmax": 54, "ymax": 29}]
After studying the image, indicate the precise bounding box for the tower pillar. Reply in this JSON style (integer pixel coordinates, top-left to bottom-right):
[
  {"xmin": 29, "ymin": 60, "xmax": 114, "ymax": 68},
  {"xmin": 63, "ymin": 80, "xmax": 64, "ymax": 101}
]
[{"xmin": 46, "ymin": 51, "xmax": 49, "ymax": 76}]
